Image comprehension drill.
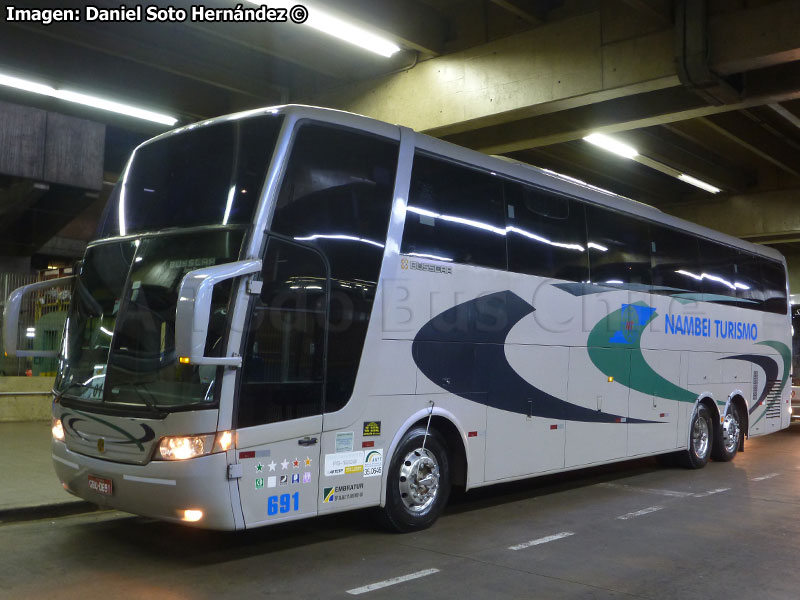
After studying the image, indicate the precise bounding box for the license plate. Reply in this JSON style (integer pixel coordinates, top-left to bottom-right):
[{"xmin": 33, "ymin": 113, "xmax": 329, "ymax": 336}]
[{"xmin": 88, "ymin": 474, "xmax": 113, "ymax": 496}]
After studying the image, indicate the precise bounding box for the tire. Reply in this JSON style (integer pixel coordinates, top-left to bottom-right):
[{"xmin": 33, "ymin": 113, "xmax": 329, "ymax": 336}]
[
  {"xmin": 379, "ymin": 426, "xmax": 451, "ymax": 533},
  {"xmin": 681, "ymin": 404, "xmax": 714, "ymax": 469},
  {"xmin": 712, "ymin": 403, "xmax": 742, "ymax": 462}
]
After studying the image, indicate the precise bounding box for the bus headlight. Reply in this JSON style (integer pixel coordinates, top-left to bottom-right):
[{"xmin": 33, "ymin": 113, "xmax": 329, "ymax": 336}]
[
  {"xmin": 52, "ymin": 418, "xmax": 65, "ymax": 442},
  {"xmin": 156, "ymin": 431, "xmax": 233, "ymax": 460}
]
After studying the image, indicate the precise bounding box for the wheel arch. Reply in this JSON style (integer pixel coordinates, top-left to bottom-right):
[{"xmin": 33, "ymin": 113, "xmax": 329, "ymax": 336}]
[
  {"xmin": 687, "ymin": 394, "xmax": 720, "ymax": 450},
  {"xmin": 726, "ymin": 391, "xmax": 749, "ymax": 449},
  {"xmin": 380, "ymin": 406, "xmax": 469, "ymax": 506}
]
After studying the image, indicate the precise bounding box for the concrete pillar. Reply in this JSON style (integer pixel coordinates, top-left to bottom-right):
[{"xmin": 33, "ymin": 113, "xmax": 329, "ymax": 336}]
[{"xmin": 0, "ymin": 101, "xmax": 105, "ymax": 191}]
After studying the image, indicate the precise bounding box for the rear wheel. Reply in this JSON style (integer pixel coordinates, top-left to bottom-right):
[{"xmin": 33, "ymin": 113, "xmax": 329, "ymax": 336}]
[
  {"xmin": 712, "ymin": 403, "xmax": 742, "ymax": 462},
  {"xmin": 380, "ymin": 426, "xmax": 451, "ymax": 533},
  {"xmin": 681, "ymin": 404, "xmax": 713, "ymax": 469}
]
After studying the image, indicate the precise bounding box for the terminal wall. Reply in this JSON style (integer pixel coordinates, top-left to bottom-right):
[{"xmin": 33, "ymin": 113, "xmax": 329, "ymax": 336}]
[{"xmin": 0, "ymin": 376, "xmax": 53, "ymax": 422}]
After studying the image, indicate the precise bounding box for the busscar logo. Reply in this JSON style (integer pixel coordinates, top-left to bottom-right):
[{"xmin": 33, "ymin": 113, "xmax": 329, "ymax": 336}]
[
  {"xmin": 410, "ymin": 260, "xmax": 452, "ymax": 275},
  {"xmin": 400, "ymin": 256, "xmax": 452, "ymax": 275}
]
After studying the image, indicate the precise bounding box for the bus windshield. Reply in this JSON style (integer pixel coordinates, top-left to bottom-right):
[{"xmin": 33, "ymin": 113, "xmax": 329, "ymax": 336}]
[
  {"xmin": 57, "ymin": 229, "xmax": 245, "ymax": 411},
  {"xmin": 55, "ymin": 111, "xmax": 285, "ymax": 411},
  {"xmin": 99, "ymin": 113, "xmax": 283, "ymax": 237}
]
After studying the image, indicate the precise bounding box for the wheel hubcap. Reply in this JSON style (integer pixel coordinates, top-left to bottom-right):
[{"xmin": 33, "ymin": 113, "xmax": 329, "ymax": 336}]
[
  {"xmin": 722, "ymin": 413, "xmax": 740, "ymax": 454},
  {"xmin": 692, "ymin": 415, "xmax": 709, "ymax": 458},
  {"xmin": 398, "ymin": 448, "xmax": 440, "ymax": 512}
]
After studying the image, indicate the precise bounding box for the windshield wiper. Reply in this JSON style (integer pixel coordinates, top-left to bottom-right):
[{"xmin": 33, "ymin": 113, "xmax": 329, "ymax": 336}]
[{"xmin": 116, "ymin": 381, "xmax": 159, "ymax": 412}]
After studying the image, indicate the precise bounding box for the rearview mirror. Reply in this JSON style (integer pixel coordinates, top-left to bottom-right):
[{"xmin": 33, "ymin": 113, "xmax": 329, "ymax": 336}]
[
  {"xmin": 3, "ymin": 276, "xmax": 75, "ymax": 357},
  {"xmin": 174, "ymin": 259, "xmax": 262, "ymax": 367}
]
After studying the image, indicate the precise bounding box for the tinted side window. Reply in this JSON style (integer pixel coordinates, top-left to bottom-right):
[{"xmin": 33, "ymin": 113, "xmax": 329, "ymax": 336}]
[
  {"xmin": 696, "ymin": 241, "xmax": 774, "ymax": 311},
  {"xmin": 269, "ymin": 123, "xmax": 398, "ymax": 414},
  {"xmin": 401, "ymin": 155, "xmax": 506, "ymax": 270},
  {"xmin": 585, "ymin": 206, "xmax": 651, "ymax": 285},
  {"xmin": 505, "ymin": 183, "xmax": 589, "ymax": 281},
  {"xmin": 239, "ymin": 239, "xmax": 327, "ymax": 427},
  {"xmin": 697, "ymin": 240, "xmax": 741, "ymax": 298},
  {"xmin": 761, "ymin": 258, "xmax": 788, "ymax": 314},
  {"xmin": 733, "ymin": 252, "xmax": 764, "ymax": 308},
  {"xmin": 270, "ymin": 124, "xmax": 397, "ymax": 283},
  {"xmin": 650, "ymin": 225, "xmax": 702, "ymax": 293}
]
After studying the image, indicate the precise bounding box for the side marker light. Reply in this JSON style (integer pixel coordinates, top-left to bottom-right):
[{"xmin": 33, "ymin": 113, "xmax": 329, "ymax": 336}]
[{"xmin": 182, "ymin": 509, "xmax": 203, "ymax": 522}]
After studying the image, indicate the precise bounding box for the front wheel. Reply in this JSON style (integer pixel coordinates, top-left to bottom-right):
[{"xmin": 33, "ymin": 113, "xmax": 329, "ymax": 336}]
[
  {"xmin": 712, "ymin": 403, "xmax": 742, "ymax": 462},
  {"xmin": 379, "ymin": 426, "xmax": 451, "ymax": 533},
  {"xmin": 681, "ymin": 404, "xmax": 713, "ymax": 469}
]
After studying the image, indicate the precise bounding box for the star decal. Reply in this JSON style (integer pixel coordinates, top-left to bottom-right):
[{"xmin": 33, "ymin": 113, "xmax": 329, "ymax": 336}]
[
  {"xmin": 281, "ymin": 459, "xmax": 289, "ymax": 470},
  {"xmin": 304, "ymin": 457, "xmax": 312, "ymax": 467},
  {"xmin": 256, "ymin": 463, "xmax": 263, "ymax": 472},
  {"xmin": 267, "ymin": 461, "xmax": 276, "ymax": 472},
  {"xmin": 292, "ymin": 458, "xmax": 300, "ymax": 469}
]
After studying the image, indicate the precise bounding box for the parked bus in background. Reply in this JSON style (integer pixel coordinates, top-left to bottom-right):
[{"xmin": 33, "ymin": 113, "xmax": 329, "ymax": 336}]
[
  {"xmin": 3, "ymin": 105, "xmax": 792, "ymax": 531},
  {"xmin": 791, "ymin": 303, "xmax": 799, "ymax": 418}
]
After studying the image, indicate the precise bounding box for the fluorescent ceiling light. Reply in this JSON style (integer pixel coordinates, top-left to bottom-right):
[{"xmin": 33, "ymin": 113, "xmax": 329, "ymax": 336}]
[
  {"xmin": 583, "ymin": 133, "xmax": 638, "ymax": 159},
  {"xmin": 0, "ymin": 72, "xmax": 178, "ymax": 126},
  {"xmin": 581, "ymin": 134, "xmax": 724, "ymax": 194},
  {"xmin": 246, "ymin": 1, "xmax": 401, "ymax": 57},
  {"xmin": 678, "ymin": 174, "xmax": 721, "ymax": 194}
]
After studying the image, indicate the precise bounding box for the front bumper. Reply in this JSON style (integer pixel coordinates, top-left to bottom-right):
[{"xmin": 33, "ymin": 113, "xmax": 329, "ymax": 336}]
[{"xmin": 52, "ymin": 440, "xmax": 237, "ymax": 530}]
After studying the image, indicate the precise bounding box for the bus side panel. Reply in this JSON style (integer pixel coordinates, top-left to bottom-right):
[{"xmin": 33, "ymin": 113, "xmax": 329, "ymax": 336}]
[
  {"xmin": 236, "ymin": 417, "xmax": 323, "ymax": 528},
  {"xmin": 762, "ymin": 308, "xmax": 793, "ymax": 432},
  {"xmin": 484, "ymin": 344, "xmax": 568, "ymax": 481},
  {"xmin": 747, "ymin": 347, "xmax": 787, "ymax": 437},
  {"xmin": 565, "ymin": 346, "xmax": 629, "ymax": 468},
  {"xmin": 627, "ymin": 349, "xmax": 681, "ymax": 455},
  {"xmin": 316, "ymin": 338, "xmax": 417, "ymax": 516}
]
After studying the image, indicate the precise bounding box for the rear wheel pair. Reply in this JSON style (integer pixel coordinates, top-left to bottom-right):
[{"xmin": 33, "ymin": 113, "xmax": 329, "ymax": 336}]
[{"xmin": 681, "ymin": 403, "xmax": 742, "ymax": 468}]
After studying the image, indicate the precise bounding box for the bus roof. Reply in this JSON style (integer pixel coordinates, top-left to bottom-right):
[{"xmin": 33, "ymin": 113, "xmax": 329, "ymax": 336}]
[{"xmin": 152, "ymin": 104, "xmax": 786, "ymax": 265}]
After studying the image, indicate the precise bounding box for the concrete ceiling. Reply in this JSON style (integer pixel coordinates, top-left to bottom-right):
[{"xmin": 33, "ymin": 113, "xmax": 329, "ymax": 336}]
[{"xmin": 1, "ymin": 0, "xmax": 800, "ymax": 266}]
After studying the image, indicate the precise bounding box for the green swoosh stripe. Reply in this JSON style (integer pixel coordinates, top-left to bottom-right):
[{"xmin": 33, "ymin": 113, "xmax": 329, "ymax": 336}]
[
  {"xmin": 587, "ymin": 302, "xmax": 697, "ymax": 403},
  {"xmin": 756, "ymin": 340, "xmax": 791, "ymax": 393},
  {"xmin": 749, "ymin": 340, "xmax": 791, "ymax": 429}
]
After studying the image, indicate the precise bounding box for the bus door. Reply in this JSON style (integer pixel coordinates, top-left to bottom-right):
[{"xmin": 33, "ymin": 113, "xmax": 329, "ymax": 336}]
[{"xmin": 235, "ymin": 237, "xmax": 329, "ymax": 527}]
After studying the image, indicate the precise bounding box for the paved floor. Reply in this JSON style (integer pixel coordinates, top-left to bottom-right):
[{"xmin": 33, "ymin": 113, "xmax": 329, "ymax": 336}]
[
  {"xmin": 1, "ymin": 424, "xmax": 799, "ymax": 599},
  {"xmin": 0, "ymin": 421, "xmax": 76, "ymax": 511}
]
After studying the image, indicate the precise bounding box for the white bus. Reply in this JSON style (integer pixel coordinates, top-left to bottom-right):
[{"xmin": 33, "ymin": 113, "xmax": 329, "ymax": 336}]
[{"xmin": 3, "ymin": 105, "xmax": 791, "ymax": 531}]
